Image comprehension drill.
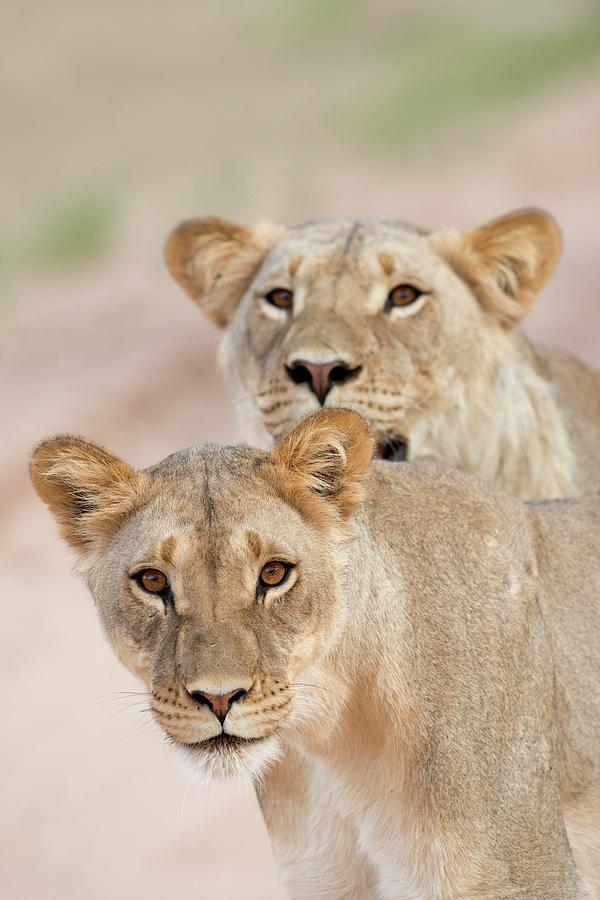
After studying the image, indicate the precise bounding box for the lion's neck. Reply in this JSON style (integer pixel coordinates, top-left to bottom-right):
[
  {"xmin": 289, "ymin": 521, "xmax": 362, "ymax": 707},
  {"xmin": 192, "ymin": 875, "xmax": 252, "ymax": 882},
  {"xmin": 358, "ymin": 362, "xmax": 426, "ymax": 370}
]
[
  {"xmin": 410, "ymin": 335, "xmax": 577, "ymax": 501},
  {"xmin": 288, "ymin": 556, "xmax": 444, "ymax": 899}
]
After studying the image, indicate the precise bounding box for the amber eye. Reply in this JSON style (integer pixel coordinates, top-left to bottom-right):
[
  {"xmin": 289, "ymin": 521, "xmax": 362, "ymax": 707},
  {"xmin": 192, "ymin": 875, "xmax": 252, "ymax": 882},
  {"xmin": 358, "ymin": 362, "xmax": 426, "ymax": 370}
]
[
  {"xmin": 136, "ymin": 568, "xmax": 168, "ymax": 594},
  {"xmin": 259, "ymin": 561, "xmax": 290, "ymax": 588},
  {"xmin": 386, "ymin": 284, "xmax": 423, "ymax": 309},
  {"xmin": 265, "ymin": 288, "xmax": 293, "ymax": 310}
]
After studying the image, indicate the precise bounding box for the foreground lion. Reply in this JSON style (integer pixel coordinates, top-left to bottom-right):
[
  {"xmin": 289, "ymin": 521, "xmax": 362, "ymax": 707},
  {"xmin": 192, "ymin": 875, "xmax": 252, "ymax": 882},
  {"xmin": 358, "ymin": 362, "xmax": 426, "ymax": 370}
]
[
  {"xmin": 166, "ymin": 208, "xmax": 600, "ymax": 501},
  {"xmin": 32, "ymin": 409, "xmax": 600, "ymax": 898}
]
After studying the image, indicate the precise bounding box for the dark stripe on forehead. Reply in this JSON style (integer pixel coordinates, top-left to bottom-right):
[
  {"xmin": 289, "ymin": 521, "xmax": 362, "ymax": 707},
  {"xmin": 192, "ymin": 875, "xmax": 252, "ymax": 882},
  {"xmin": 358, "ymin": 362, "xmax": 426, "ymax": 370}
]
[
  {"xmin": 289, "ymin": 219, "xmax": 354, "ymax": 245},
  {"xmin": 201, "ymin": 461, "xmax": 220, "ymax": 594},
  {"xmin": 290, "ymin": 217, "xmax": 430, "ymax": 240},
  {"xmin": 343, "ymin": 220, "xmax": 362, "ymax": 256},
  {"xmin": 203, "ymin": 463, "xmax": 216, "ymax": 527}
]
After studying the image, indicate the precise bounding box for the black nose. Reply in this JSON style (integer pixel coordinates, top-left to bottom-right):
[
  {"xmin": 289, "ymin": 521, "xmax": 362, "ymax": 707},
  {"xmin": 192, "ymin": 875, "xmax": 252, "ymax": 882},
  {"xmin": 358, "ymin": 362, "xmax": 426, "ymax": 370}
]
[
  {"xmin": 189, "ymin": 688, "xmax": 247, "ymax": 723},
  {"xmin": 285, "ymin": 359, "xmax": 362, "ymax": 405}
]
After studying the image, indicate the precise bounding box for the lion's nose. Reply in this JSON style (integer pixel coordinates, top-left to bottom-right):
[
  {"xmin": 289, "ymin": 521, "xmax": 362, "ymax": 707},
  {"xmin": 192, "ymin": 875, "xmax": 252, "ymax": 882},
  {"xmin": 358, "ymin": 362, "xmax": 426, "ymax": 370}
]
[
  {"xmin": 189, "ymin": 688, "xmax": 247, "ymax": 723},
  {"xmin": 285, "ymin": 359, "xmax": 362, "ymax": 405}
]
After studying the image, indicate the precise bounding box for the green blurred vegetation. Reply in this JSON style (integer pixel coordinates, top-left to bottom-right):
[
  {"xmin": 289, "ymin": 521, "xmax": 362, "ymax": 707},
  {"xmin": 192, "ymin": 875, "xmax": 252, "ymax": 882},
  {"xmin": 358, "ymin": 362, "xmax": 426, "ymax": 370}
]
[
  {"xmin": 4, "ymin": 1, "xmax": 600, "ymax": 281},
  {"xmin": 326, "ymin": 15, "xmax": 600, "ymax": 152},
  {"xmin": 241, "ymin": 2, "xmax": 600, "ymax": 152},
  {"xmin": 1, "ymin": 192, "xmax": 118, "ymax": 285},
  {"xmin": 29, "ymin": 193, "xmax": 117, "ymax": 268}
]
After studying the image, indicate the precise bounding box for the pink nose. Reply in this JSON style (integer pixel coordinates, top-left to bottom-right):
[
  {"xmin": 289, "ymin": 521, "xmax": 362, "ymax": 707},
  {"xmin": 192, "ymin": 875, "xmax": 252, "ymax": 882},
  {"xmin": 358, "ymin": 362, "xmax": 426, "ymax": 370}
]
[
  {"xmin": 189, "ymin": 689, "xmax": 247, "ymax": 723},
  {"xmin": 286, "ymin": 359, "xmax": 362, "ymax": 405}
]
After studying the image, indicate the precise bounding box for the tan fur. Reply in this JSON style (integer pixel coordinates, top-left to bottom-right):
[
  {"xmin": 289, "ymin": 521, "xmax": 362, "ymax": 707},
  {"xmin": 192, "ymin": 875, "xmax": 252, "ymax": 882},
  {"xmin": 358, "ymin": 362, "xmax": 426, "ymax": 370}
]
[
  {"xmin": 165, "ymin": 217, "xmax": 285, "ymax": 328},
  {"xmin": 267, "ymin": 406, "xmax": 374, "ymax": 528},
  {"xmin": 31, "ymin": 409, "xmax": 600, "ymax": 898},
  {"xmin": 30, "ymin": 435, "xmax": 149, "ymax": 552},
  {"xmin": 165, "ymin": 209, "xmax": 600, "ymax": 501},
  {"xmin": 443, "ymin": 207, "xmax": 562, "ymax": 327}
]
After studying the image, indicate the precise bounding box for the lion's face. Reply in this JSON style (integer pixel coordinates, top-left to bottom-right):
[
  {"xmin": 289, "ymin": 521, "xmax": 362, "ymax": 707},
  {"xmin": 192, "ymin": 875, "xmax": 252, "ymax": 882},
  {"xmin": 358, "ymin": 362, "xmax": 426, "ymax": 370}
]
[
  {"xmin": 223, "ymin": 221, "xmax": 484, "ymax": 457},
  {"xmin": 31, "ymin": 410, "xmax": 373, "ymax": 782},
  {"xmin": 97, "ymin": 462, "xmax": 344, "ymax": 780},
  {"xmin": 166, "ymin": 211, "xmax": 560, "ymax": 458}
]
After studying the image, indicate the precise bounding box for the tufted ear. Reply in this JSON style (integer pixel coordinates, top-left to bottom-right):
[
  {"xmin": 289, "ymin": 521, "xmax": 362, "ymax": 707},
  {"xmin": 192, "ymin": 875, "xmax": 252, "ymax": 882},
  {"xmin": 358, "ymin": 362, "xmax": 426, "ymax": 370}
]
[
  {"xmin": 438, "ymin": 208, "xmax": 561, "ymax": 329},
  {"xmin": 268, "ymin": 409, "xmax": 375, "ymax": 530},
  {"xmin": 30, "ymin": 436, "xmax": 147, "ymax": 556},
  {"xmin": 164, "ymin": 216, "xmax": 285, "ymax": 329}
]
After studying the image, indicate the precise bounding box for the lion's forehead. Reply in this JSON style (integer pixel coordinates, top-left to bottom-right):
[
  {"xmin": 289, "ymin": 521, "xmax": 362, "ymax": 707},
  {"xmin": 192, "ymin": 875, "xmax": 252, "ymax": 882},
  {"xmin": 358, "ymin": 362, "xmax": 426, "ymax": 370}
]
[
  {"xmin": 114, "ymin": 459, "xmax": 311, "ymax": 585},
  {"xmin": 288, "ymin": 218, "xmax": 429, "ymax": 242},
  {"xmin": 258, "ymin": 221, "xmax": 446, "ymax": 291}
]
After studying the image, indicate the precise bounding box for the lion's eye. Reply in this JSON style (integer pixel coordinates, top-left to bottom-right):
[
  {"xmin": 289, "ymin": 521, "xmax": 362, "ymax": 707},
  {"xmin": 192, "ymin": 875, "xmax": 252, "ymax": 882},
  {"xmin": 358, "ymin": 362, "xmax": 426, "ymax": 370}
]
[
  {"xmin": 265, "ymin": 288, "xmax": 293, "ymax": 310},
  {"xmin": 259, "ymin": 561, "xmax": 291, "ymax": 588},
  {"xmin": 386, "ymin": 284, "xmax": 423, "ymax": 309},
  {"xmin": 135, "ymin": 568, "xmax": 169, "ymax": 594}
]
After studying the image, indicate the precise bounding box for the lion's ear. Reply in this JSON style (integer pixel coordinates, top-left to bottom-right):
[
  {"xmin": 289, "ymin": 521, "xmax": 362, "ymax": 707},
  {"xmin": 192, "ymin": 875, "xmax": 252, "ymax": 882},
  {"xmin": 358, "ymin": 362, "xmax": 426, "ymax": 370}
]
[
  {"xmin": 30, "ymin": 436, "xmax": 146, "ymax": 556},
  {"xmin": 164, "ymin": 217, "xmax": 284, "ymax": 329},
  {"xmin": 438, "ymin": 208, "xmax": 561, "ymax": 328},
  {"xmin": 268, "ymin": 409, "xmax": 375, "ymax": 527}
]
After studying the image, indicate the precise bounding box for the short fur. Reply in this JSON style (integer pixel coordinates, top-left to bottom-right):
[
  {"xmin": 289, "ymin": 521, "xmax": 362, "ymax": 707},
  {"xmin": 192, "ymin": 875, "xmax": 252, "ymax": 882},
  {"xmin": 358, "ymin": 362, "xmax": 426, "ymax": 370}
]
[
  {"xmin": 166, "ymin": 210, "xmax": 600, "ymax": 501},
  {"xmin": 31, "ymin": 409, "xmax": 600, "ymax": 898}
]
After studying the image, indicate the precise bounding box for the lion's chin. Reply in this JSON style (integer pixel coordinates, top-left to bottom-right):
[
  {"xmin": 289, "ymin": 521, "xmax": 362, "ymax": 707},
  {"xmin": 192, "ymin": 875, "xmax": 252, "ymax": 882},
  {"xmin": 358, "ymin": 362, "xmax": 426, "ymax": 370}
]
[{"xmin": 174, "ymin": 733, "xmax": 283, "ymax": 785}]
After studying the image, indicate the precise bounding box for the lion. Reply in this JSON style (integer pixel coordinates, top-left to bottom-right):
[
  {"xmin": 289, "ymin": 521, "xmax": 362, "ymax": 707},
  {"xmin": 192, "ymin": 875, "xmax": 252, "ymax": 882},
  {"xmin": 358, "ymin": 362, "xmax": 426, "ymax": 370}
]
[
  {"xmin": 31, "ymin": 408, "xmax": 600, "ymax": 898},
  {"xmin": 165, "ymin": 209, "xmax": 600, "ymax": 501}
]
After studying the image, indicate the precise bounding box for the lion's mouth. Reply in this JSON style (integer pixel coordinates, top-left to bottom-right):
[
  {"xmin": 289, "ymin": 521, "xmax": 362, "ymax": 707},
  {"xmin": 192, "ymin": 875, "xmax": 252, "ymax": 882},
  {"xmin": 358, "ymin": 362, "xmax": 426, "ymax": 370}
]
[
  {"xmin": 207, "ymin": 733, "xmax": 265, "ymax": 748},
  {"xmin": 376, "ymin": 437, "xmax": 409, "ymax": 462},
  {"xmin": 186, "ymin": 733, "xmax": 267, "ymax": 751}
]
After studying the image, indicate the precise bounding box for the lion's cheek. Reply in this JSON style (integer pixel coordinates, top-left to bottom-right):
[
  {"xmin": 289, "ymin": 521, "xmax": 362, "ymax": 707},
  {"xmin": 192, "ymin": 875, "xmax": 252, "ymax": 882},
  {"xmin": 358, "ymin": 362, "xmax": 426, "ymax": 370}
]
[
  {"xmin": 285, "ymin": 625, "xmax": 337, "ymax": 683},
  {"xmin": 112, "ymin": 627, "xmax": 153, "ymax": 685}
]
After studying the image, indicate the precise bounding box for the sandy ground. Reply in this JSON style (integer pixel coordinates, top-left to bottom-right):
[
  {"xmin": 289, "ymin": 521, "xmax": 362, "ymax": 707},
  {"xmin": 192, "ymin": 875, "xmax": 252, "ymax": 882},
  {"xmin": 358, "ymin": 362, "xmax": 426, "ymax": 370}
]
[{"xmin": 2, "ymin": 61, "xmax": 600, "ymax": 900}]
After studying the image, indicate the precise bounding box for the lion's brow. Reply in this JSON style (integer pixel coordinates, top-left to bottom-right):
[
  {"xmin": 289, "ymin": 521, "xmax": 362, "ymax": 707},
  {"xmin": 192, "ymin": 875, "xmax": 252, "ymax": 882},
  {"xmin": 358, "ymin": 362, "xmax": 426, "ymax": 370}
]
[{"xmin": 160, "ymin": 535, "xmax": 176, "ymax": 565}]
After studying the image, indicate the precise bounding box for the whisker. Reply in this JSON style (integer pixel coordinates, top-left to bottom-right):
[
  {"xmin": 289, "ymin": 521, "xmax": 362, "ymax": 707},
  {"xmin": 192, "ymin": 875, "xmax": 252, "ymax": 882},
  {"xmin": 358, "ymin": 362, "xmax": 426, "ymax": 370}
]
[
  {"xmin": 137, "ymin": 716, "xmax": 160, "ymax": 734},
  {"xmin": 290, "ymin": 682, "xmax": 337, "ymax": 696},
  {"xmin": 90, "ymin": 700, "xmax": 151, "ymax": 735},
  {"xmin": 230, "ymin": 387, "xmax": 291, "ymax": 410},
  {"xmin": 92, "ymin": 691, "xmax": 150, "ymax": 705},
  {"xmin": 96, "ymin": 691, "xmax": 150, "ymax": 697}
]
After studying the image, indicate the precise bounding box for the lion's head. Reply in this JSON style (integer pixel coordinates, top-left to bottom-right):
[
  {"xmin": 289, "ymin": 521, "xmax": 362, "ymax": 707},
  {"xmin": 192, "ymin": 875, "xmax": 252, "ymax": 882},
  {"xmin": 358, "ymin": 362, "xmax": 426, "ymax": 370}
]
[
  {"xmin": 30, "ymin": 410, "xmax": 374, "ymax": 782},
  {"xmin": 165, "ymin": 210, "xmax": 560, "ymax": 461}
]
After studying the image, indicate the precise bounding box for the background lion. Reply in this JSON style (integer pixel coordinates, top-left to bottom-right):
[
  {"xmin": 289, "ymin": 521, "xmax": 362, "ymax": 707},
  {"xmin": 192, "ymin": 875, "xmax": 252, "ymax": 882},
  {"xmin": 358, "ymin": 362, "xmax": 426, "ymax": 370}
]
[{"xmin": 167, "ymin": 208, "xmax": 600, "ymax": 501}]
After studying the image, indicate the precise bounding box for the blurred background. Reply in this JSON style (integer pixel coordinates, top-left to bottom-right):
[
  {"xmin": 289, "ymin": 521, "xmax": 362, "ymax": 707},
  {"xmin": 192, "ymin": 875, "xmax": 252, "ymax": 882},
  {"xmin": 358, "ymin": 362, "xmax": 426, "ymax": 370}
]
[{"xmin": 2, "ymin": 1, "xmax": 599, "ymax": 897}]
